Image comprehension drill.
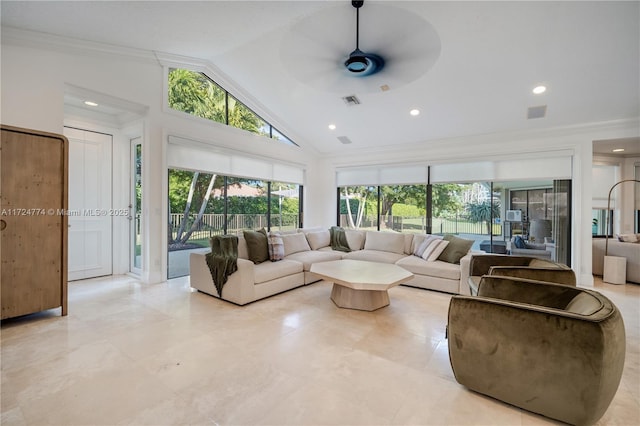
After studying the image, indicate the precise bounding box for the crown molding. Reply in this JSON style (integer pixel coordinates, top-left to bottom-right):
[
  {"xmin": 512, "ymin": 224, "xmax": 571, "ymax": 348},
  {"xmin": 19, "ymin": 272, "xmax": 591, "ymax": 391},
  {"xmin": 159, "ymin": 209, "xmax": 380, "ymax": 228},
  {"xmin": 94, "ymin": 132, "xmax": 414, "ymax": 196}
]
[
  {"xmin": 2, "ymin": 26, "xmax": 158, "ymax": 64},
  {"xmin": 322, "ymin": 118, "xmax": 640, "ymax": 165}
]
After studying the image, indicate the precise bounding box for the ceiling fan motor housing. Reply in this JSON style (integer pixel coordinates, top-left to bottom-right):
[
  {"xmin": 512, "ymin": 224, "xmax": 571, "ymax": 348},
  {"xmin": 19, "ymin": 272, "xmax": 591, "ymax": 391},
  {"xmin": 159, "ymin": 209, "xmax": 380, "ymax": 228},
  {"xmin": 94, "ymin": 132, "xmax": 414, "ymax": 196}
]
[{"xmin": 345, "ymin": 0, "xmax": 384, "ymax": 76}]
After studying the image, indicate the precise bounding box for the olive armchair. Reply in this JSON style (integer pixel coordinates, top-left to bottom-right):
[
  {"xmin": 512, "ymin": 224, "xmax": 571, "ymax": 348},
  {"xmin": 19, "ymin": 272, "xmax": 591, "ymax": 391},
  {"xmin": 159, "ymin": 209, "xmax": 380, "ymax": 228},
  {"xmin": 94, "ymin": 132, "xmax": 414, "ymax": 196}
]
[
  {"xmin": 448, "ymin": 276, "xmax": 626, "ymax": 425},
  {"xmin": 467, "ymin": 254, "xmax": 575, "ymax": 295}
]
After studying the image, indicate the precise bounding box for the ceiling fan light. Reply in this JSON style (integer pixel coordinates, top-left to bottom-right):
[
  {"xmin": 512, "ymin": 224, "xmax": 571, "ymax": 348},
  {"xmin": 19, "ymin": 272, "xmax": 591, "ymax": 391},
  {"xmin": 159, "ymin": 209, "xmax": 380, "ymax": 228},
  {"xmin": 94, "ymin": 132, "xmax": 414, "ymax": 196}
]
[{"xmin": 345, "ymin": 49, "xmax": 369, "ymax": 73}]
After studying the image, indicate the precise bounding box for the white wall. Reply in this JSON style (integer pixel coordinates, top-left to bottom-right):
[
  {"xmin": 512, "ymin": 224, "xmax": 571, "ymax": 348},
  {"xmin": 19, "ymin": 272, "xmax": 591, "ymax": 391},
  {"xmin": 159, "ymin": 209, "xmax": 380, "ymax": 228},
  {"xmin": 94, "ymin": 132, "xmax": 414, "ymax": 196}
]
[
  {"xmin": 3, "ymin": 32, "xmax": 638, "ymax": 286},
  {"xmin": 1, "ymin": 37, "xmax": 317, "ymax": 284}
]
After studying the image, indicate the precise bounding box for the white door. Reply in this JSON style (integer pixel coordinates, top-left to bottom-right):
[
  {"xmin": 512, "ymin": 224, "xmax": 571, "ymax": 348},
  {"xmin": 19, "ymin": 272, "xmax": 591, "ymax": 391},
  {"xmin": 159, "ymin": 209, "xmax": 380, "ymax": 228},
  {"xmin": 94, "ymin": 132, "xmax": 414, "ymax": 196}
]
[{"xmin": 65, "ymin": 127, "xmax": 113, "ymax": 281}]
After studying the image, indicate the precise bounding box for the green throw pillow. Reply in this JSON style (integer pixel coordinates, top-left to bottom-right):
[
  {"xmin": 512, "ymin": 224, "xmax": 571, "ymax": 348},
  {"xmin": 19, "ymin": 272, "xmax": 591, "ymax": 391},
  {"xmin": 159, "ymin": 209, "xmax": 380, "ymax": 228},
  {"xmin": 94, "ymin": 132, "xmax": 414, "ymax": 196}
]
[
  {"xmin": 437, "ymin": 234, "xmax": 473, "ymax": 264},
  {"xmin": 243, "ymin": 228, "xmax": 269, "ymax": 264}
]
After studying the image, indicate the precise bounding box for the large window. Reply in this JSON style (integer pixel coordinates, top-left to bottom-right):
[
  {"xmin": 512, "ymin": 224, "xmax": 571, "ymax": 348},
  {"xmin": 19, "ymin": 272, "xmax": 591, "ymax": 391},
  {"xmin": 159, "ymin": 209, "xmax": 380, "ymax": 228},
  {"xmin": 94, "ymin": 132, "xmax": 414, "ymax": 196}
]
[
  {"xmin": 168, "ymin": 168, "xmax": 302, "ymax": 278},
  {"xmin": 336, "ymin": 178, "xmax": 570, "ymax": 266},
  {"xmin": 168, "ymin": 68, "xmax": 297, "ymax": 146}
]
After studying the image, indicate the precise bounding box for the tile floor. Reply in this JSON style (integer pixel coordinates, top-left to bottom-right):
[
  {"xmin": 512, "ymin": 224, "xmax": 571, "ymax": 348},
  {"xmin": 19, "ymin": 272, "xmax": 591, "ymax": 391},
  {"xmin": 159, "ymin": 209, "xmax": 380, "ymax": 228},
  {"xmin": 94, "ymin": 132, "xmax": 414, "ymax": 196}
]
[{"xmin": 1, "ymin": 275, "xmax": 639, "ymax": 425}]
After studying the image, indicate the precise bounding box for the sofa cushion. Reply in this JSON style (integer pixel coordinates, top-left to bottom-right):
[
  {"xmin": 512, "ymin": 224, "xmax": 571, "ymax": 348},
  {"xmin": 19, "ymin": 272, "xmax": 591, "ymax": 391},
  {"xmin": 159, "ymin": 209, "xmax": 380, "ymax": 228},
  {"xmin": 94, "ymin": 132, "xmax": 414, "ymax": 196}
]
[
  {"xmin": 285, "ymin": 250, "xmax": 343, "ymax": 271},
  {"xmin": 404, "ymin": 233, "xmax": 414, "ymax": 255},
  {"xmin": 364, "ymin": 231, "xmax": 405, "ymax": 254},
  {"xmin": 618, "ymin": 233, "xmax": 639, "ymax": 243},
  {"xmin": 413, "ymin": 238, "xmax": 430, "ymax": 257},
  {"xmin": 415, "ymin": 235, "xmax": 443, "ymax": 257},
  {"xmin": 396, "ymin": 256, "xmax": 461, "ymax": 280},
  {"xmin": 424, "ymin": 240, "xmax": 450, "ymax": 261},
  {"xmin": 438, "ymin": 235, "xmax": 474, "ymax": 264},
  {"xmin": 267, "ymin": 232, "xmax": 284, "ymax": 261},
  {"xmin": 281, "ymin": 232, "xmax": 311, "ymax": 256},
  {"xmin": 237, "ymin": 236, "xmax": 249, "ymax": 260},
  {"xmin": 254, "ymin": 259, "xmax": 303, "ymax": 284},
  {"xmin": 411, "ymin": 233, "xmax": 429, "ymax": 253},
  {"xmin": 513, "ymin": 235, "xmax": 526, "ymax": 249},
  {"xmin": 343, "ymin": 249, "xmax": 406, "ymax": 264},
  {"xmin": 243, "ymin": 229, "xmax": 269, "ymax": 264},
  {"xmin": 528, "ymin": 258, "xmax": 561, "ymax": 268},
  {"xmin": 565, "ymin": 292, "xmax": 603, "ymax": 315},
  {"xmin": 344, "ymin": 229, "xmax": 366, "ymax": 251},
  {"xmin": 306, "ymin": 230, "xmax": 330, "ymax": 250}
]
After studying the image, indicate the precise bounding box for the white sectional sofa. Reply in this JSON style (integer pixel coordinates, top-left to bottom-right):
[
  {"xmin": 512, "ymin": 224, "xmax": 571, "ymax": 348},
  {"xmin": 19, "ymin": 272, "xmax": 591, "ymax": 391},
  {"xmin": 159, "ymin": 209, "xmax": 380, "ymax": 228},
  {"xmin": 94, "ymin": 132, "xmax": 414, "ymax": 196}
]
[{"xmin": 190, "ymin": 229, "xmax": 476, "ymax": 305}]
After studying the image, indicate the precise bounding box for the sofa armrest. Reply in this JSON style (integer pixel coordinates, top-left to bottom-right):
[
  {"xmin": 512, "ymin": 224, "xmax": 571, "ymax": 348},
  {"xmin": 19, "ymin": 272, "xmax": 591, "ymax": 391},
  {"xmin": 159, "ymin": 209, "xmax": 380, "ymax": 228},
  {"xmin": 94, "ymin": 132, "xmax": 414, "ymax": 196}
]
[
  {"xmin": 189, "ymin": 253, "xmax": 256, "ymax": 305},
  {"xmin": 458, "ymin": 252, "xmax": 474, "ymax": 295}
]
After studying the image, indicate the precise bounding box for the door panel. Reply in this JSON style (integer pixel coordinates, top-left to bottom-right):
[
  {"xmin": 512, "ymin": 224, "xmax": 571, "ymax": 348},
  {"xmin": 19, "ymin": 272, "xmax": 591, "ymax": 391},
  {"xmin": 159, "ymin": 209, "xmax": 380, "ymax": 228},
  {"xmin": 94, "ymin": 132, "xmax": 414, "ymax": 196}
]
[{"xmin": 65, "ymin": 127, "xmax": 112, "ymax": 281}]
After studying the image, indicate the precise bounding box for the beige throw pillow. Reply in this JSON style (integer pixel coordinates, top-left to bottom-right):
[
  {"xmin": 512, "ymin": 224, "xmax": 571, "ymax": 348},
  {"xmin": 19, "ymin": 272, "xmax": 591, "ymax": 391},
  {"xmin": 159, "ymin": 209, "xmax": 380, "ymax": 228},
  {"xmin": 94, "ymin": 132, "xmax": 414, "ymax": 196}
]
[
  {"xmin": 281, "ymin": 232, "xmax": 312, "ymax": 256},
  {"xmin": 306, "ymin": 230, "xmax": 330, "ymax": 250},
  {"xmin": 364, "ymin": 231, "xmax": 405, "ymax": 254}
]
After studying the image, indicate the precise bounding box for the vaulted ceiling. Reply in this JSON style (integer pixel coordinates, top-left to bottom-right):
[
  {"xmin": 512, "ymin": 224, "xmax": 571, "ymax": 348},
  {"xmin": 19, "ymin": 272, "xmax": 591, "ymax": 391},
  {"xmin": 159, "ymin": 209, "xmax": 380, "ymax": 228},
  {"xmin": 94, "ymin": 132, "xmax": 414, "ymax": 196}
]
[{"xmin": 2, "ymin": 1, "xmax": 639, "ymax": 156}]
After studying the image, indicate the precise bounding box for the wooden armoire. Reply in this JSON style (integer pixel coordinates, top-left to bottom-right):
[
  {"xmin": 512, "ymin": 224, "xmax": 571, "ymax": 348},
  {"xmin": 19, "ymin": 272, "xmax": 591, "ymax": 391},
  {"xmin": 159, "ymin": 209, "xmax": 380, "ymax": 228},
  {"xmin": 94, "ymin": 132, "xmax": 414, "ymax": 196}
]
[{"xmin": 1, "ymin": 125, "xmax": 68, "ymax": 319}]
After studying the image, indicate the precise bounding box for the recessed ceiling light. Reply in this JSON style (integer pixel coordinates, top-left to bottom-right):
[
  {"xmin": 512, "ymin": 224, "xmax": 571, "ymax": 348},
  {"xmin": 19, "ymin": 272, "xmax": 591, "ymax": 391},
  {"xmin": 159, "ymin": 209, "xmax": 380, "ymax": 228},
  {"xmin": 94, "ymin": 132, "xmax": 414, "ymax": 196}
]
[
  {"xmin": 328, "ymin": 124, "xmax": 336, "ymax": 130},
  {"xmin": 612, "ymin": 148, "xmax": 625, "ymax": 152},
  {"xmin": 410, "ymin": 109, "xmax": 420, "ymax": 116},
  {"xmin": 532, "ymin": 85, "xmax": 546, "ymax": 95},
  {"xmin": 84, "ymin": 101, "xmax": 99, "ymax": 107}
]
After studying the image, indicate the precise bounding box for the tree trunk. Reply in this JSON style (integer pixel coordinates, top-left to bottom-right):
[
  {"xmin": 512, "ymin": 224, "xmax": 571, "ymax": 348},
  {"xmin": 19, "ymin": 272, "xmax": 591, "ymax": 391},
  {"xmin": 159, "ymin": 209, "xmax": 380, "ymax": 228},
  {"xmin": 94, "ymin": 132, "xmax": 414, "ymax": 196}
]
[
  {"xmin": 344, "ymin": 189, "xmax": 355, "ymax": 228},
  {"xmin": 180, "ymin": 174, "xmax": 216, "ymax": 243},
  {"xmin": 355, "ymin": 194, "xmax": 367, "ymax": 228},
  {"xmin": 175, "ymin": 172, "xmax": 199, "ymax": 241},
  {"xmin": 168, "ymin": 203, "xmax": 175, "ymax": 244}
]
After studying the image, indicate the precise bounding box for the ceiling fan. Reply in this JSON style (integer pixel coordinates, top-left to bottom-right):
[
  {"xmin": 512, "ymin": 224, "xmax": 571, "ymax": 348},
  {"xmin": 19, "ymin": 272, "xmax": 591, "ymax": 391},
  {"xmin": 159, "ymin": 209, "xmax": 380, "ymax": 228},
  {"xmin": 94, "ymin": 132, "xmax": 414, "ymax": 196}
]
[
  {"xmin": 280, "ymin": 1, "xmax": 441, "ymax": 93},
  {"xmin": 344, "ymin": 1, "xmax": 384, "ymax": 76}
]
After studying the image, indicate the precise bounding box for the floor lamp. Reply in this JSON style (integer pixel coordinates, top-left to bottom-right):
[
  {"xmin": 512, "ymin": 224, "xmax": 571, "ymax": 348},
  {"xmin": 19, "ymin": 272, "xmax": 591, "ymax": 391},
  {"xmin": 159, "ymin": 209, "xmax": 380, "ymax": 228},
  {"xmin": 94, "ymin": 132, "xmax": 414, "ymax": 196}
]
[{"xmin": 604, "ymin": 179, "xmax": 640, "ymax": 284}]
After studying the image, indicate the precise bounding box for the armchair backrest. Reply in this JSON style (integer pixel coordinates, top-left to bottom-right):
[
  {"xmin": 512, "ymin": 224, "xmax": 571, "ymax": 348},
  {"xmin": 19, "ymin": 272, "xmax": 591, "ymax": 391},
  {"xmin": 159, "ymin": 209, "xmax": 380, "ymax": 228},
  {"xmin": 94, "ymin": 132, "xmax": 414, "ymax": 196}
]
[
  {"xmin": 469, "ymin": 254, "xmax": 533, "ymax": 276},
  {"xmin": 487, "ymin": 265, "xmax": 576, "ymax": 286}
]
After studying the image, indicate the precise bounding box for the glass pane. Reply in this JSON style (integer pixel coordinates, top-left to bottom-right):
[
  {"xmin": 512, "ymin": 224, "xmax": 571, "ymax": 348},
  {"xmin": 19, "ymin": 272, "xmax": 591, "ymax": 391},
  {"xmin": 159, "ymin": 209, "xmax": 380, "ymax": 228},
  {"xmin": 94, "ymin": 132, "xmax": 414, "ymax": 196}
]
[
  {"xmin": 339, "ymin": 186, "xmax": 378, "ymax": 230},
  {"xmin": 167, "ymin": 68, "xmax": 226, "ymax": 124},
  {"xmin": 132, "ymin": 141, "xmax": 142, "ymax": 272},
  {"xmin": 168, "ymin": 169, "xmax": 219, "ymax": 279},
  {"xmin": 380, "ymin": 185, "xmax": 427, "ymax": 233},
  {"xmin": 270, "ymin": 182, "xmax": 300, "ymax": 232},
  {"xmin": 431, "ymin": 182, "xmax": 497, "ymax": 251},
  {"xmin": 226, "ymin": 177, "xmax": 268, "ymax": 233},
  {"xmin": 528, "ymin": 189, "xmax": 548, "ymax": 220},
  {"xmin": 271, "ymin": 127, "xmax": 298, "ymax": 146},
  {"xmin": 227, "ymin": 96, "xmax": 268, "ymax": 137},
  {"xmin": 592, "ymin": 209, "xmax": 612, "ymax": 237},
  {"xmin": 431, "ymin": 183, "xmax": 467, "ymax": 235}
]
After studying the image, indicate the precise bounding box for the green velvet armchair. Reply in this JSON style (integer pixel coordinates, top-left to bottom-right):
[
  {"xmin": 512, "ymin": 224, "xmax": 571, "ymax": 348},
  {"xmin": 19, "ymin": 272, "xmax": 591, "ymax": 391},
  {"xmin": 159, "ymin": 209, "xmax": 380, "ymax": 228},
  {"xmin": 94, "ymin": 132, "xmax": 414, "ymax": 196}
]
[
  {"xmin": 467, "ymin": 254, "xmax": 575, "ymax": 295},
  {"xmin": 448, "ymin": 276, "xmax": 626, "ymax": 425}
]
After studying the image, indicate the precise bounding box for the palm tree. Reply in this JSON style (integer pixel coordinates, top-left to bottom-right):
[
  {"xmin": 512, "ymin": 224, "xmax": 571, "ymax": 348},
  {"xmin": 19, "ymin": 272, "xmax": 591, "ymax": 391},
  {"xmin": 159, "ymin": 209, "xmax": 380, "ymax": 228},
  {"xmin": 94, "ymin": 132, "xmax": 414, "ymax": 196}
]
[{"xmin": 466, "ymin": 201, "xmax": 501, "ymax": 235}]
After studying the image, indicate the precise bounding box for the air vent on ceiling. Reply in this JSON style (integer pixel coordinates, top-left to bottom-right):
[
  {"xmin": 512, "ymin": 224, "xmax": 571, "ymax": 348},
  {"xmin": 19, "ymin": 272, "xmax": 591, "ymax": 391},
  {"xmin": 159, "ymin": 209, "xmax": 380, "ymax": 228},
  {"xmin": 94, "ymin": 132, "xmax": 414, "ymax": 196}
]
[
  {"xmin": 337, "ymin": 136, "xmax": 352, "ymax": 144},
  {"xmin": 342, "ymin": 95, "xmax": 360, "ymax": 106},
  {"xmin": 527, "ymin": 105, "xmax": 547, "ymax": 119}
]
